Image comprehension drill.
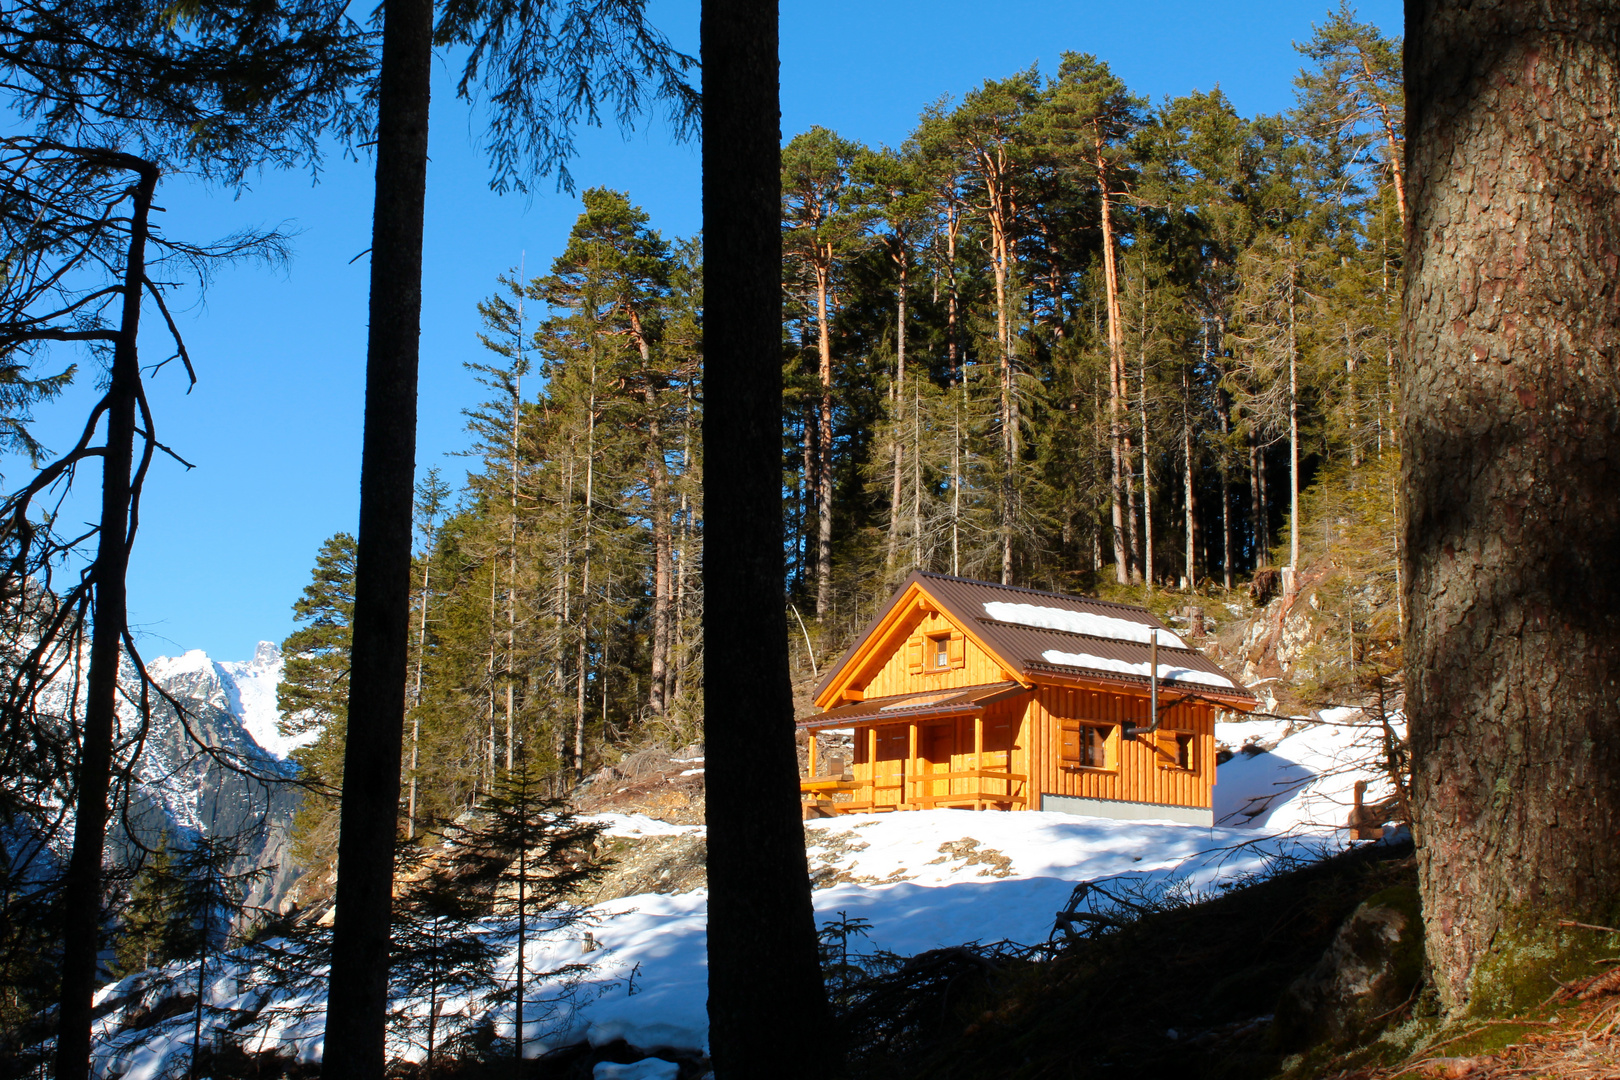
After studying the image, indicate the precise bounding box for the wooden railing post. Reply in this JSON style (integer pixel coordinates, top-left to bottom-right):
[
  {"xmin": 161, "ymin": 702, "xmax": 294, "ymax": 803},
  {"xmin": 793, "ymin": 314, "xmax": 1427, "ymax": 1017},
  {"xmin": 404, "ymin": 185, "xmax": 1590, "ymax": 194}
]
[{"xmin": 907, "ymin": 722, "xmax": 919, "ymax": 808}]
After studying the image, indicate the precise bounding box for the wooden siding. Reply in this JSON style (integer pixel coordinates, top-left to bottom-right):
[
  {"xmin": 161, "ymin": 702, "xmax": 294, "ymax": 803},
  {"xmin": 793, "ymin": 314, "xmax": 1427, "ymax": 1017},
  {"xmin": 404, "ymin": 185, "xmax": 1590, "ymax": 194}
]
[
  {"xmin": 1029, "ymin": 686, "xmax": 1215, "ymax": 810},
  {"xmin": 857, "ymin": 609, "xmax": 1011, "ymax": 698}
]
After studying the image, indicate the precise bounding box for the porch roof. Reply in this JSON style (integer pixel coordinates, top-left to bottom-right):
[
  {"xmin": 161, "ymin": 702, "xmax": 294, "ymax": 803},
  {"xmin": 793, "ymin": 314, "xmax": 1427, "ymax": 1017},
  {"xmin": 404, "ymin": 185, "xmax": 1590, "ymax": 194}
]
[{"xmin": 797, "ymin": 681, "xmax": 1027, "ymax": 730}]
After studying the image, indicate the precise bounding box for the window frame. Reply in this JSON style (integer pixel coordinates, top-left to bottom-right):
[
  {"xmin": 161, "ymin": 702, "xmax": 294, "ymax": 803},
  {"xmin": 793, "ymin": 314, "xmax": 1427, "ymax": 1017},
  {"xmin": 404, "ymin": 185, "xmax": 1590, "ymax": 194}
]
[
  {"xmin": 1058, "ymin": 718, "xmax": 1116, "ymax": 771},
  {"xmin": 1155, "ymin": 729, "xmax": 1196, "ymax": 771}
]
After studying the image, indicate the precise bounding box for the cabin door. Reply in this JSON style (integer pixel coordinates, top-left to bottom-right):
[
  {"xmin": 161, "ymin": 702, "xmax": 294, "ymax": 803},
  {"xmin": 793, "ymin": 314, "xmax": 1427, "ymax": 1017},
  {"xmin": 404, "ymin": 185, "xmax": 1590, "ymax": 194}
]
[
  {"xmin": 923, "ymin": 722, "xmax": 956, "ymax": 801},
  {"xmin": 873, "ymin": 726, "xmax": 907, "ymax": 808}
]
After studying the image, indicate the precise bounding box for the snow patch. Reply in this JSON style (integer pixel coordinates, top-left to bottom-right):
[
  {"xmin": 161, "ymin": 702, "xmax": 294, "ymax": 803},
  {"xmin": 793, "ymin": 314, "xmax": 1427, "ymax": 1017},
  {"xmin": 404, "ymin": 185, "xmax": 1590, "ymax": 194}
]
[
  {"xmin": 1214, "ymin": 708, "xmax": 1404, "ymax": 831},
  {"xmin": 589, "ymin": 813, "xmax": 706, "ymax": 838},
  {"xmin": 984, "ymin": 601, "xmax": 1185, "ymax": 648},
  {"xmin": 1038, "ymin": 649, "xmax": 1235, "ymax": 689},
  {"xmin": 596, "ymin": 1061, "xmax": 680, "ymax": 1080}
]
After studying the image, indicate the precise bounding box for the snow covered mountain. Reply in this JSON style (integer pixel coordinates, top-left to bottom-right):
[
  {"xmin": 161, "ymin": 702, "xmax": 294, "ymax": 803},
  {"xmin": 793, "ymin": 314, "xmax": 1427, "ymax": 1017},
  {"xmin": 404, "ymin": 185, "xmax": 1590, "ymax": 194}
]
[
  {"xmin": 214, "ymin": 641, "xmax": 308, "ymax": 760},
  {"xmin": 120, "ymin": 642, "xmax": 303, "ymax": 913}
]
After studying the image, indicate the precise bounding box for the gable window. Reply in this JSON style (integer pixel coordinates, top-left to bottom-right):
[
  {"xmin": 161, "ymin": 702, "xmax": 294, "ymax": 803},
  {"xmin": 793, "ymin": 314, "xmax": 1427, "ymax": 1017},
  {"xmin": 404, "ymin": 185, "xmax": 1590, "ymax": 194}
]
[
  {"xmin": 909, "ymin": 629, "xmax": 966, "ymax": 674},
  {"xmin": 1059, "ymin": 719, "xmax": 1112, "ymax": 770}
]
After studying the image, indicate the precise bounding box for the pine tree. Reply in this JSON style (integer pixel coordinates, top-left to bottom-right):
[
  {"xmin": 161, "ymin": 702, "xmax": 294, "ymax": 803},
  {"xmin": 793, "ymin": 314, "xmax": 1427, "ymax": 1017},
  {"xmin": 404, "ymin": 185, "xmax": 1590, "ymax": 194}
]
[
  {"xmin": 276, "ymin": 533, "xmax": 356, "ymax": 866},
  {"xmin": 387, "ymin": 842, "xmax": 498, "ymax": 1078},
  {"xmin": 448, "ymin": 763, "xmax": 606, "ymax": 1070},
  {"xmin": 114, "ymin": 834, "xmax": 185, "ymax": 977}
]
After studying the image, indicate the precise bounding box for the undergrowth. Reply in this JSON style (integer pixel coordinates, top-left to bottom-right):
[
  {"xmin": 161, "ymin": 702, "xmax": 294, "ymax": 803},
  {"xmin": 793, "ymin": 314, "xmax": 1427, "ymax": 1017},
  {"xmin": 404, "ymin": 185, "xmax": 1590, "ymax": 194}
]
[{"xmin": 828, "ymin": 839, "xmax": 1419, "ymax": 1080}]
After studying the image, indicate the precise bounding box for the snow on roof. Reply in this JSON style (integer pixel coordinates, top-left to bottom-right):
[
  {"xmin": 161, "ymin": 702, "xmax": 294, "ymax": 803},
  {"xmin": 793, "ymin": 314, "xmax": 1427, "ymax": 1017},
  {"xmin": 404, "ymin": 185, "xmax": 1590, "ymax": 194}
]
[
  {"xmin": 984, "ymin": 600, "xmax": 1186, "ymax": 649},
  {"xmin": 1038, "ymin": 648, "xmax": 1236, "ymax": 690}
]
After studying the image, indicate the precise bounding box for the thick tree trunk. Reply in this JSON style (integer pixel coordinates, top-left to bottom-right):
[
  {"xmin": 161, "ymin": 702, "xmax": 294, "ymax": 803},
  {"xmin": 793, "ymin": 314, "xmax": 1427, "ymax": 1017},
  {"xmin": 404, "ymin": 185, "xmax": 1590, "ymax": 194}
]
[
  {"xmin": 54, "ymin": 159, "xmax": 157, "ymax": 1080},
  {"xmin": 702, "ymin": 1, "xmax": 830, "ymax": 1073},
  {"xmin": 1404, "ymin": 0, "xmax": 1620, "ymax": 1015},
  {"xmin": 322, "ymin": 0, "xmax": 432, "ymax": 1065}
]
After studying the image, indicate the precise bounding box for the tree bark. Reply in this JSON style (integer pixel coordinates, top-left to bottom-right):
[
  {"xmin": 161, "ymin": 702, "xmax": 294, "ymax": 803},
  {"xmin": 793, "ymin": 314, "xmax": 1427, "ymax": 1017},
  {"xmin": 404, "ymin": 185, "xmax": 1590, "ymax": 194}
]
[
  {"xmin": 702, "ymin": 1, "xmax": 831, "ymax": 1072},
  {"xmin": 54, "ymin": 158, "xmax": 157, "ymax": 1080},
  {"xmin": 1404, "ymin": 0, "xmax": 1620, "ymax": 1015},
  {"xmin": 322, "ymin": 0, "xmax": 432, "ymax": 1065}
]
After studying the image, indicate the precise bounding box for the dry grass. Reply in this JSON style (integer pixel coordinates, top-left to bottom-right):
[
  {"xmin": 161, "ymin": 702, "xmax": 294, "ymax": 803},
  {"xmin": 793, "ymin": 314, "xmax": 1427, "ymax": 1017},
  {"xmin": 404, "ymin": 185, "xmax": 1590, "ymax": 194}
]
[{"xmin": 1333, "ymin": 998, "xmax": 1620, "ymax": 1080}]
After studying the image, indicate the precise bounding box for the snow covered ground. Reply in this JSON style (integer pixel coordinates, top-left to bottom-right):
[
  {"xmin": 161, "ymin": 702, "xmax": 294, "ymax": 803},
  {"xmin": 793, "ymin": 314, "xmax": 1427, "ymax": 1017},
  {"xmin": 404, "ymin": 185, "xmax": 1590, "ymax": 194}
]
[{"xmin": 82, "ymin": 705, "xmax": 1405, "ymax": 1078}]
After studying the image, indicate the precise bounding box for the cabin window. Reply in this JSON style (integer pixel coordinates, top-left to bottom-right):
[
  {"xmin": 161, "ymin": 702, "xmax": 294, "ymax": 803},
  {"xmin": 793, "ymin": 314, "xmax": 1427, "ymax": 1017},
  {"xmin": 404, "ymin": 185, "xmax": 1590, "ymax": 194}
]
[
  {"xmin": 931, "ymin": 633, "xmax": 950, "ymax": 669},
  {"xmin": 1059, "ymin": 720, "xmax": 1111, "ymax": 769},
  {"xmin": 1156, "ymin": 731, "xmax": 1195, "ymax": 771}
]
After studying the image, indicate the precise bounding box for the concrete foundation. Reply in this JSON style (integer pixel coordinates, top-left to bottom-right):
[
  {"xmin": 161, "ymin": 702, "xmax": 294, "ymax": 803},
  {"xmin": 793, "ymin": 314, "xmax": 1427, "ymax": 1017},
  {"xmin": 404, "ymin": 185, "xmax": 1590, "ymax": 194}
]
[{"xmin": 1038, "ymin": 792, "xmax": 1214, "ymax": 827}]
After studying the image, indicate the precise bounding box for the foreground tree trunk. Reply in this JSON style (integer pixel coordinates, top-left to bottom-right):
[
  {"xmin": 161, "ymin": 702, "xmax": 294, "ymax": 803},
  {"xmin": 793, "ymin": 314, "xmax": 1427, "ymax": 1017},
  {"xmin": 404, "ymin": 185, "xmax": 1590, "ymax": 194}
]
[
  {"xmin": 1404, "ymin": 0, "xmax": 1620, "ymax": 1015},
  {"xmin": 322, "ymin": 0, "xmax": 432, "ymax": 1068},
  {"xmin": 702, "ymin": 1, "xmax": 830, "ymax": 1074},
  {"xmin": 54, "ymin": 156, "xmax": 158, "ymax": 1080}
]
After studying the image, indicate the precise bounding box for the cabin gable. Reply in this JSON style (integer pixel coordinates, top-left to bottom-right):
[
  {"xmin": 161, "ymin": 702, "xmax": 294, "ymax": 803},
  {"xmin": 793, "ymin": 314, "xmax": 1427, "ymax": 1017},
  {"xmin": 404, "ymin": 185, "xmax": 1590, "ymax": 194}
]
[{"xmin": 816, "ymin": 585, "xmax": 1019, "ymax": 707}]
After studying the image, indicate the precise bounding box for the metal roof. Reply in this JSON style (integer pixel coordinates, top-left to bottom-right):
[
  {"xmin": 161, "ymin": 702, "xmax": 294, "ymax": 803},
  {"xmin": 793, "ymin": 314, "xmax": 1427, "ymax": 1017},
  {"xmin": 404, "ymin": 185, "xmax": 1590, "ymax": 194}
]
[{"xmin": 814, "ymin": 571, "xmax": 1256, "ymax": 706}]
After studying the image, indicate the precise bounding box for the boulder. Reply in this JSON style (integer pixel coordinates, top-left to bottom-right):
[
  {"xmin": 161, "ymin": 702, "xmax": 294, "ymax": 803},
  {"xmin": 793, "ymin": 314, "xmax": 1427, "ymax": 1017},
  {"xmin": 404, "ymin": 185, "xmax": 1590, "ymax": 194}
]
[{"xmin": 1272, "ymin": 885, "xmax": 1424, "ymax": 1050}]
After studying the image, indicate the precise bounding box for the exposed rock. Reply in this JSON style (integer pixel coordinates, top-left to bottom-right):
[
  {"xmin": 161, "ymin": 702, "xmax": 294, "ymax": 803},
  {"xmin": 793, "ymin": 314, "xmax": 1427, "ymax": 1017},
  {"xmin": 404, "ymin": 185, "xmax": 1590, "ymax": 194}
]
[
  {"xmin": 586, "ymin": 832, "xmax": 708, "ymax": 904},
  {"xmin": 573, "ymin": 743, "xmax": 707, "ymax": 826},
  {"xmin": 1272, "ymin": 885, "xmax": 1424, "ymax": 1050},
  {"xmin": 929, "ymin": 838, "xmax": 1013, "ymax": 878}
]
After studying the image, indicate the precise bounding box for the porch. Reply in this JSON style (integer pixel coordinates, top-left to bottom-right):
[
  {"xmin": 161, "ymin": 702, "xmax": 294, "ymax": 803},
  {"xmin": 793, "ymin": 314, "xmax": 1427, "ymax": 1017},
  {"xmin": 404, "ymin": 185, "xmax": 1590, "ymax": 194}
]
[{"xmin": 800, "ymin": 704, "xmax": 1029, "ymax": 816}]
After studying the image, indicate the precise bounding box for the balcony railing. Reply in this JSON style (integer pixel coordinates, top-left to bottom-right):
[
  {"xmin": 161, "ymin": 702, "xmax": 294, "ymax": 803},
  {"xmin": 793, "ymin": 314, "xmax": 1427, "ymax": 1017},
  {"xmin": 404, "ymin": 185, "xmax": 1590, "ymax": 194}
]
[{"xmin": 801, "ymin": 768, "xmax": 1027, "ymax": 814}]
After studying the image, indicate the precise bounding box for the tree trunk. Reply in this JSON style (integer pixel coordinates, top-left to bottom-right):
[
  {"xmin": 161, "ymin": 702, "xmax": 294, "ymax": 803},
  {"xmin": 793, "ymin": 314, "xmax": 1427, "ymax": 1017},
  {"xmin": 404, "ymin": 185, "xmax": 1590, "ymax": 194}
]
[
  {"xmin": 54, "ymin": 159, "xmax": 158, "ymax": 1080},
  {"xmin": 505, "ymin": 368, "xmax": 521, "ymax": 771},
  {"xmin": 633, "ymin": 321, "xmax": 672, "ymax": 718},
  {"xmin": 814, "ymin": 262, "xmax": 834, "ymax": 618},
  {"xmin": 575, "ymin": 367, "xmax": 596, "ymax": 780},
  {"xmin": 1099, "ymin": 143, "xmax": 1130, "ymax": 585},
  {"xmin": 702, "ymin": 1, "xmax": 831, "ymax": 1073},
  {"xmin": 1287, "ymin": 259, "xmax": 1300, "ymax": 584},
  {"xmin": 887, "ymin": 250, "xmax": 907, "ymax": 571},
  {"xmin": 1140, "ymin": 337, "xmax": 1153, "ymax": 591},
  {"xmin": 1183, "ymin": 364, "xmax": 1197, "ymax": 590},
  {"xmin": 408, "ymin": 552, "xmax": 430, "ymax": 839},
  {"xmin": 1404, "ymin": 0, "xmax": 1620, "ymax": 1015},
  {"xmin": 322, "ymin": 0, "xmax": 432, "ymax": 1065}
]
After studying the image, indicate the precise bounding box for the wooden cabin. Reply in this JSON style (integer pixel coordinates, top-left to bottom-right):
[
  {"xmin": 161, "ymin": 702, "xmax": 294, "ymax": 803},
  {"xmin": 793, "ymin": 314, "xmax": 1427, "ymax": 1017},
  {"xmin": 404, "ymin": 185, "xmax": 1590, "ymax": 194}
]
[{"xmin": 800, "ymin": 572, "xmax": 1257, "ymax": 825}]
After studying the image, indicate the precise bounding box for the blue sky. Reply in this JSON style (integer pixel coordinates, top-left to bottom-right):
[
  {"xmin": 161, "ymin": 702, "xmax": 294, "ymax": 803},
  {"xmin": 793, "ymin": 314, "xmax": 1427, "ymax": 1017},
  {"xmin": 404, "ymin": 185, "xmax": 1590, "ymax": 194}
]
[{"xmin": 13, "ymin": 0, "xmax": 1400, "ymax": 662}]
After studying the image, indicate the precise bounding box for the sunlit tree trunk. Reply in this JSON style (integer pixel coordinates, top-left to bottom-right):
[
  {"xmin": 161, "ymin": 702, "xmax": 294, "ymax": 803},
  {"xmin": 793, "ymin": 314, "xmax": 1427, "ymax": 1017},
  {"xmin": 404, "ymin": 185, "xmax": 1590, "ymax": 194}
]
[
  {"xmin": 1098, "ymin": 137, "xmax": 1131, "ymax": 584},
  {"xmin": 1405, "ymin": 0, "xmax": 1620, "ymax": 1014}
]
